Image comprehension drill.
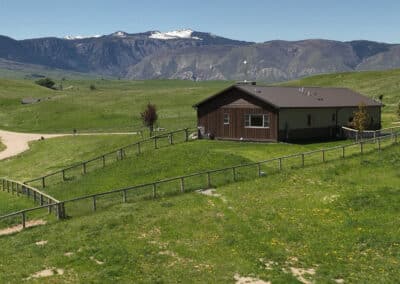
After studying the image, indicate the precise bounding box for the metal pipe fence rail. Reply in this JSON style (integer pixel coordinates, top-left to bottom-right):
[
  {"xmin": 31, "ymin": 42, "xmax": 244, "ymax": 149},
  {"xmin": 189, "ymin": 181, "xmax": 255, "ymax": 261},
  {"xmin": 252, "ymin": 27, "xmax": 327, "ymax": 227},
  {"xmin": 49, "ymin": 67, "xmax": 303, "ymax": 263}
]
[
  {"xmin": 24, "ymin": 128, "xmax": 193, "ymax": 189},
  {"xmin": 342, "ymin": 126, "xmax": 400, "ymax": 141},
  {"xmin": 1, "ymin": 132, "xmax": 398, "ymax": 231},
  {"xmin": 57, "ymin": 131, "xmax": 399, "ymax": 218}
]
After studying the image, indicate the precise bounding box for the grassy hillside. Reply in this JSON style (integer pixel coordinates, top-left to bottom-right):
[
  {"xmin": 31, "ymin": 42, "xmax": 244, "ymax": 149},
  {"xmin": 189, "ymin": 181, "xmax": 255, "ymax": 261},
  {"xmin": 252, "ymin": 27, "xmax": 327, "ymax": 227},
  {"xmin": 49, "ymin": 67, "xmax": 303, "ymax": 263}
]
[
  {"xmin": 0, "ymin": 79, "xmax": 231, "ymax": 133},
  {"xmin": 281, "ymin": 69, "xmax": 400, "ymax": 127},
  {"xmin": 0, "ymin": 144, "xmax": 399, "ymax": 283},
  {"xmin": 0, "ymin": 70, "xmax": 399, "ymax": 134},
  {"xmin": 0, "ymin": 135, "xmax": 138, "ymax": 181},
  {"xmin": 0, "ymin": 191, "xmax": 34, "ymax": 216}
]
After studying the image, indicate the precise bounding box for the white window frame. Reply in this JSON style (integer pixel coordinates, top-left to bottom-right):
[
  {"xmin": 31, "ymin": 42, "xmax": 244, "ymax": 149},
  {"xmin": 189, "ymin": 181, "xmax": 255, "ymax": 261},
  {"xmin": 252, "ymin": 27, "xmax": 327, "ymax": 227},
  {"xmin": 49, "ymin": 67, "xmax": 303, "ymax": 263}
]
[
  {"xmin": 223, "ymin": 113, "xmax": 230, "ymax": 125},
  {"xmin": 244, "ymin": 114, "xmax": 270, "ymax": 128}
]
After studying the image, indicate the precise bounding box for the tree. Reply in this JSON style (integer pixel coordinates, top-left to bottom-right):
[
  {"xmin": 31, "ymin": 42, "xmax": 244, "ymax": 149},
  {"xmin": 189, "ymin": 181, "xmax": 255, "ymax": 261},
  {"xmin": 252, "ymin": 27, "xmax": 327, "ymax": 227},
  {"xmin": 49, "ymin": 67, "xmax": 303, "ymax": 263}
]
[
  {"xmin": 351, "ymin": 103, "xmax": 369, "ymax": 133},
  {"xmin": 141, "ymin": 103, "xmax": 158, "ymax": 136},
  {"xmin": 89, "ymin": 84, "xmax": 96, "ymax": 91},
  {"xmin": 35, "ymin": 77, "xmax": 56, "ymax": 89}
]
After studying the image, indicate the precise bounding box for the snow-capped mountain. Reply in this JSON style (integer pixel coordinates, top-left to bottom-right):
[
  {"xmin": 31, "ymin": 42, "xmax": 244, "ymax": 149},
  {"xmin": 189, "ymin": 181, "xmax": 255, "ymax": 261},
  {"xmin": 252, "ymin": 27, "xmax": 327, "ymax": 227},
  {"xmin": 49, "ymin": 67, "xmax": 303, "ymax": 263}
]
[
  {"xmin": 149, "ymin": 29, "xmax": 201, "ymax": 40},
  {"xmin": 0, "ymin": 30, "xmax": 399, "ymax": 82},
  {"xmin": 64, "ymin": 35, "xmax": 102, "ymax": 40}
]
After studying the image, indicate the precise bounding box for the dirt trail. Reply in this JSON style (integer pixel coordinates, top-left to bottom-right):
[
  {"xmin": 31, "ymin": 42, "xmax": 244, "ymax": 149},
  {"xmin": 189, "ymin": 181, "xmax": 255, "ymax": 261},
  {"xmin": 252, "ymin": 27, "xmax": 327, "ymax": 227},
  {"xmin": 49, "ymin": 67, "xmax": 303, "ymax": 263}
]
[{"xmin": 0, "ymin": 129, "xmax": 136, "ymax": 161}]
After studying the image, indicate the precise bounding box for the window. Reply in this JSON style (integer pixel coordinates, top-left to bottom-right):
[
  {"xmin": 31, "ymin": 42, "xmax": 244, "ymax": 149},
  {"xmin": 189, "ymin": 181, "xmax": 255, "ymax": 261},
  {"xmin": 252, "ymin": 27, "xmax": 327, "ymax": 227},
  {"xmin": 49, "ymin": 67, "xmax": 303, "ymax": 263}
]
[
  {"xmin": 307, "ymin": 114, "xmax": 312, "ymax": 126},
  {"xmin": 223, "ymin": 113, "xmax": 230, "ymax": 125},
  {"xmin": 244, "ymin": 114, "xmax": 270, "ymax": 128}
]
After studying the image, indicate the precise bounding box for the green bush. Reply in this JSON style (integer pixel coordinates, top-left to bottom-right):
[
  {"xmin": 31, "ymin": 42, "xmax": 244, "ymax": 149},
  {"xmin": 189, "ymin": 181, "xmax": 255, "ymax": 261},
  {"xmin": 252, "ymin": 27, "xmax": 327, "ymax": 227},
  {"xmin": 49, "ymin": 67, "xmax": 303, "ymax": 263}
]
[{"xmin": 35, "ymin": 77, "xmax": 56, "ymax": 89}]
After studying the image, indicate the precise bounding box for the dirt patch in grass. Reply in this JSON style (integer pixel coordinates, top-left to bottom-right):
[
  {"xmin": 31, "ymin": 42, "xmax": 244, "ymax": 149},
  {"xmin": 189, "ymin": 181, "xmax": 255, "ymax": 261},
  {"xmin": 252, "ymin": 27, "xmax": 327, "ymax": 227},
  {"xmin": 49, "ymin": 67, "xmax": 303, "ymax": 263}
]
[
  {"xmin": 0, "ymin": 219, "xmax": 46, "ymax": 236},
  {"xmin": 234, "ymin": 274, "xmax": 271, "ymax": 284},
  {"xmin": 35, "ymin": 240, "xmax": 48, "ymax": 246},
  {"xmin": 26, "ymin": 268, "xmax": 64, "ymax": 280}
]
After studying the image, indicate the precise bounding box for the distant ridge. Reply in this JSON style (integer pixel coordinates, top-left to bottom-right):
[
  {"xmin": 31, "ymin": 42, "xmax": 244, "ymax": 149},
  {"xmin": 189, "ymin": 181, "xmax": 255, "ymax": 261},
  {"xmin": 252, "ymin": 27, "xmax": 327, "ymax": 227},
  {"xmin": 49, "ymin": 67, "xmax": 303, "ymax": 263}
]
[{"xmin": 1, "ymin": 30, "xmax": 400, "ymax": 82}]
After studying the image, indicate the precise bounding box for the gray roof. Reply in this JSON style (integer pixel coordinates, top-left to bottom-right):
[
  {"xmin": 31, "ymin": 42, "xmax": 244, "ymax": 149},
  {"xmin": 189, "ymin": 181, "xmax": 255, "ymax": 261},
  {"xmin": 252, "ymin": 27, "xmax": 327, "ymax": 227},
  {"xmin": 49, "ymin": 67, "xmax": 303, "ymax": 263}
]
[{"xmin": 195, "ymin": 84, "xmax": 382, "ymax": 109}]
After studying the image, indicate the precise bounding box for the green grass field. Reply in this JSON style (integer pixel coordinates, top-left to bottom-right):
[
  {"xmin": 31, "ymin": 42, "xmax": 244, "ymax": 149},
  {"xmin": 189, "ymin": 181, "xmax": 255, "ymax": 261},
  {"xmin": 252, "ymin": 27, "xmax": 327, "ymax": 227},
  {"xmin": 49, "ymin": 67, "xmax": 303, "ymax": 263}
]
[
  {"xmin": 0, "ymin": 144, "xmax": 398, "ymax": 283},
  {"xmin": 0, "ymin": 70, "xmax": 399, "ymax": 282},
  {"xmin": 0, "ymin": 78, "xmax": 230, "ymax": 133}
]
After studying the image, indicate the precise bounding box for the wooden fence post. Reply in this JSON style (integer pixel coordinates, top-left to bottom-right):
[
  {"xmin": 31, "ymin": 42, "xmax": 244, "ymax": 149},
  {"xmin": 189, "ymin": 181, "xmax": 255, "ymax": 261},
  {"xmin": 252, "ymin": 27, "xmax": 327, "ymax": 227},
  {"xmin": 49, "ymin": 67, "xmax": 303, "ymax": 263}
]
[
  {"xmin": 137, "ymin": 142, "xmax": 141, "ymax": 154},
  {"xmin": 360, "ymin": 142, "xmax": 364, "ymax": 154},
  {"xmin": 342, "ymin": 146, "xmax": 345, "ymax": 158},
  {"xmin": 122, "ymin": 190, "xmax": 127, "ymax": 203},
  {"xmin": 301, "ymin": 154, "xmax": 305, "ymax": 167},
  {"xmin": 185, "ymin": 128, "xmax": 189, "ymax": 142},
  {"xmin": 152, "ymin": 183, "xmax": 157, "ymax": 198},
  {"xmin": 33, "ymin": 191, "xmax": 37, "ymax": 203},
  {"xmin": 40, "ymin": 194, "xmax": 44, "ymax": 206},
  {"xmin": 102, "ymin": 155, "xmax": 106, "ymax": 167},
  {"xmin": 169, "ymin": 134, "xmax": 173, "ymax": 145},
  {"xmin": 93, "ymin": 196, "xmax": 97, "ymax": 211},
  {"xmin": 207, "ymin": 172, "xmax": 211, "ymax": 188},
  {"xmin": 48, "ymin": 199, "xmax": 52, "ymax": 214},
  {"xmin": 180, "ymin": 177, "xmax": 185, "ymax": 192},
  {"xmin": 154, "ymin": 136, "xmax": 158, "ymax": 149},
  {"xmin": 42, "ymin": 177, "xmax": 45, "ymax": 188},
  {"xmin": 278, "ymin": 158, "xmax": 282, "ymax": 170},
  {"xmin": 322, "ymin": 150, "xmax": 326, "ymax": 162},
  {"xmin": 21, "ymin": 212, "xmax": 26, "ymax": 229},
  {"xmin": 232, "ymin": 167, "xmax": 237, "ymax": 182},
  {"xmin": 83, "ymin": 163, "xmax": 87, "ymax": 174},
  {"xmin": 62, "ymin": 170, "xmax": 66, "ymax": 181}
]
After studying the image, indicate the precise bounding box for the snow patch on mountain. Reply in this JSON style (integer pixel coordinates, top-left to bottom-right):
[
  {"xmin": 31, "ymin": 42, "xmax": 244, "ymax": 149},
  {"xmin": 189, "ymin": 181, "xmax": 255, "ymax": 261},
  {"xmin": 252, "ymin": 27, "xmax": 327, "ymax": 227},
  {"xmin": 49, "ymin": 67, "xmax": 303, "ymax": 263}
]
[
  {"xmin": 112, "ymin": 31, "xmax": 127, "ymax": 38},
  {"xmin": 149, "ymin": 29, "xmax": 201, "ymax": 40},
  {"xmin": 64, "ymin": 35, "xmax": 101, "ymax": 40}
]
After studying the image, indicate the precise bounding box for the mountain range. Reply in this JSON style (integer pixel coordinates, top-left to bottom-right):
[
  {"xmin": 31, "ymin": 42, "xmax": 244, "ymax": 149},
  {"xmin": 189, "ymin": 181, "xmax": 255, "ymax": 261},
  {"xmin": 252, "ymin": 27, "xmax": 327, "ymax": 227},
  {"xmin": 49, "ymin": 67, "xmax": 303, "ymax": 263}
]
[{"xmin": 1, "ymin": 29, "xmax": 400, "ymax": 82}]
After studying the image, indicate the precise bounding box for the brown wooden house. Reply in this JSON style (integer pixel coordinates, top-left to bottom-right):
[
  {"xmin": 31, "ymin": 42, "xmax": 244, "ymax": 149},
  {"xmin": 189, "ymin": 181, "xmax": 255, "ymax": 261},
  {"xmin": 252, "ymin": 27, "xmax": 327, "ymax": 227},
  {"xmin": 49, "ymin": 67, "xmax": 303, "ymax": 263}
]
[{"xmin": 194, "ymin": 82, "xmax": 382, "ymax": 142}]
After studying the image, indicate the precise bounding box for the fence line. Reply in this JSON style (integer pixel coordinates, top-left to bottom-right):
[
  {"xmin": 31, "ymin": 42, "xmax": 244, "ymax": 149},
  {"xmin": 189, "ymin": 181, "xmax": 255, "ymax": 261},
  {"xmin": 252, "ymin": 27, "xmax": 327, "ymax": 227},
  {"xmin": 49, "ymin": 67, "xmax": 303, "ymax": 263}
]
[
  {"xmin": 342, "ymin": 125, "xmax": 400, "ymax": 141},
  {"xmin": 58, "ymin": 132, "xmax": 398, "ymax": 215},
  {"xmin": 0, "ymin": 179, "xmax": 65, "ymax": 229},
  {"xmin": 1, "ymin": 131, "xmax": 398, "ymax": 232},
  {"xmin": 23, "ymin": 128, "xmax": 193, "ymax": 188}
]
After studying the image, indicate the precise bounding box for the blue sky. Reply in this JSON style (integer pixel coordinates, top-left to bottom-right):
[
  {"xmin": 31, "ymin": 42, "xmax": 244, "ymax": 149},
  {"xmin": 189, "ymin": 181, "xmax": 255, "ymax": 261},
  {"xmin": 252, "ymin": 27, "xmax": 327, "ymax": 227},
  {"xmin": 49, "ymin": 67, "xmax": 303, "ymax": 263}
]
[{"xmin": 0, "ymin": 0, "xmax": 399, "ymax": 43}]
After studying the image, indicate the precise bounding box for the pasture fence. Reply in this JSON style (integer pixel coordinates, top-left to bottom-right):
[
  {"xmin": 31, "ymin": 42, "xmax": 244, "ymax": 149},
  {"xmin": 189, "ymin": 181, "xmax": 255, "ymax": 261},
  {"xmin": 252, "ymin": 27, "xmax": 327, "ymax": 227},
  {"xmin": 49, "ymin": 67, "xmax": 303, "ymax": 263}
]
[
  {"xmin": 341, "ymin": 126, "xmax": 400, "ymax": 141},
  {"xmin": 1, "ymin": 131, "xmax": 398, "ymax": 231},
  {"xmin": 0, "ymin": 179, "xmax": 64, "ymax": 230},
  {"xmin": 24, "ymin": 128, "xmax": 193, "ymax": 189}
]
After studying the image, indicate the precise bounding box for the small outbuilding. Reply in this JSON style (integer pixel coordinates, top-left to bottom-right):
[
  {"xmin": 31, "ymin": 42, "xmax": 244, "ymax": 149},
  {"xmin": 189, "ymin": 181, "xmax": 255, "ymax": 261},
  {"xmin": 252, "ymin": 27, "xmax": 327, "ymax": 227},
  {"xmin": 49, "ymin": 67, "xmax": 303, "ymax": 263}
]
[{"xmin": 194, "ymin": 82, "xmax": 382, "ymax": 142}]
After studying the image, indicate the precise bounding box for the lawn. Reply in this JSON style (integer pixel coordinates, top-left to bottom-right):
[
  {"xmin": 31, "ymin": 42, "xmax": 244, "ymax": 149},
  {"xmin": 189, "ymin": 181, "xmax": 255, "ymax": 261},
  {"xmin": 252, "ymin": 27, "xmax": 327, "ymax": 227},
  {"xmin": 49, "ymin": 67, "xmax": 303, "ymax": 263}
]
[
  {"xmin": 0, "ymin": 78, "xmax": 231, "ymax": 133},
  {"xmin": 0, "ymin": 190, "xmax": 34, "ymax": 216},
  {"xmin": 0, "ymin": 134, "xmax": 139, "ymax": 181},
  {"xmin": 0, "ymin": 69, "xmax": 400, "ymax": 135},
  {"xmin": 36, "ymin": 138, "xmax": 362, "ymax": 201},
  {"xmin": 0, "ymin": 142, "xmax": 398, "ymax": 283}
]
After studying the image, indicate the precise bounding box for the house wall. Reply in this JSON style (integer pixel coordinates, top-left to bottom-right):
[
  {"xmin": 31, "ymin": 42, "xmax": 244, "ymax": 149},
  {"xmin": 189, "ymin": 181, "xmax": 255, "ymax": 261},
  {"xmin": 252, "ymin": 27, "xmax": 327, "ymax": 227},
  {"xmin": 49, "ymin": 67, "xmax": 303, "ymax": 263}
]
[
  {"xmin": 278, "ymin": 106, "xmax": 381, "ymax": 140},
  {"xmin": 197, "ymin": 88, "xmax": 278, "ymax": 141}
]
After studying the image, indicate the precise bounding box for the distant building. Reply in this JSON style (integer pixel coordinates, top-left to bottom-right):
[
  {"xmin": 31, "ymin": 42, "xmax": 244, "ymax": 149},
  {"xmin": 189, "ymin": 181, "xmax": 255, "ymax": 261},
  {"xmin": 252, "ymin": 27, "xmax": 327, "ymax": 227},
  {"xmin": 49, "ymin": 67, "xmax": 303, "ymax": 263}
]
[{"xmin": 194, "ymin": 82, "xmax": 382, "ymax": 141}]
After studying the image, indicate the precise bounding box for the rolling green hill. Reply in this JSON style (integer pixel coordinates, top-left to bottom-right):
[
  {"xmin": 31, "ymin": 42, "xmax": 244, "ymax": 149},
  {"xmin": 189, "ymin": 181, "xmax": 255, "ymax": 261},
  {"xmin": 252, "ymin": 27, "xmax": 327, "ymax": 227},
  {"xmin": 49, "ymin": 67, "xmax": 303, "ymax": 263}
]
[
  {"xmin": 0, "ymin": 144, "xmax": 399, "ymax": 283},
  {"xmin": 0, "ymin": 71, "xmax": 400, "ymax": 282},
  {"xmin": 0, "ymin": 78, "xmax": 231, "ymax": 133}
]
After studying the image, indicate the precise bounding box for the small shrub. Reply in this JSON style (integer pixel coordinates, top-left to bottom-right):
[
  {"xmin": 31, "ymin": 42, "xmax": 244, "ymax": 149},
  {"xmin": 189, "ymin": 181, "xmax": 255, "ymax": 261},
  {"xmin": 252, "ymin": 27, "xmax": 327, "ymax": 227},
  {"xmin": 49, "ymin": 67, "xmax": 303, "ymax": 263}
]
[
  {"xmin": 35, "ymin": 77, "xmax": 56, "ymax": 89},
  {"xmin": 140, "ymin": 103, "xmax": 158, "ymax": 136},
  {"xmin": 90, "ymin": 84, "xmax": 97, "ymax": 91}
]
